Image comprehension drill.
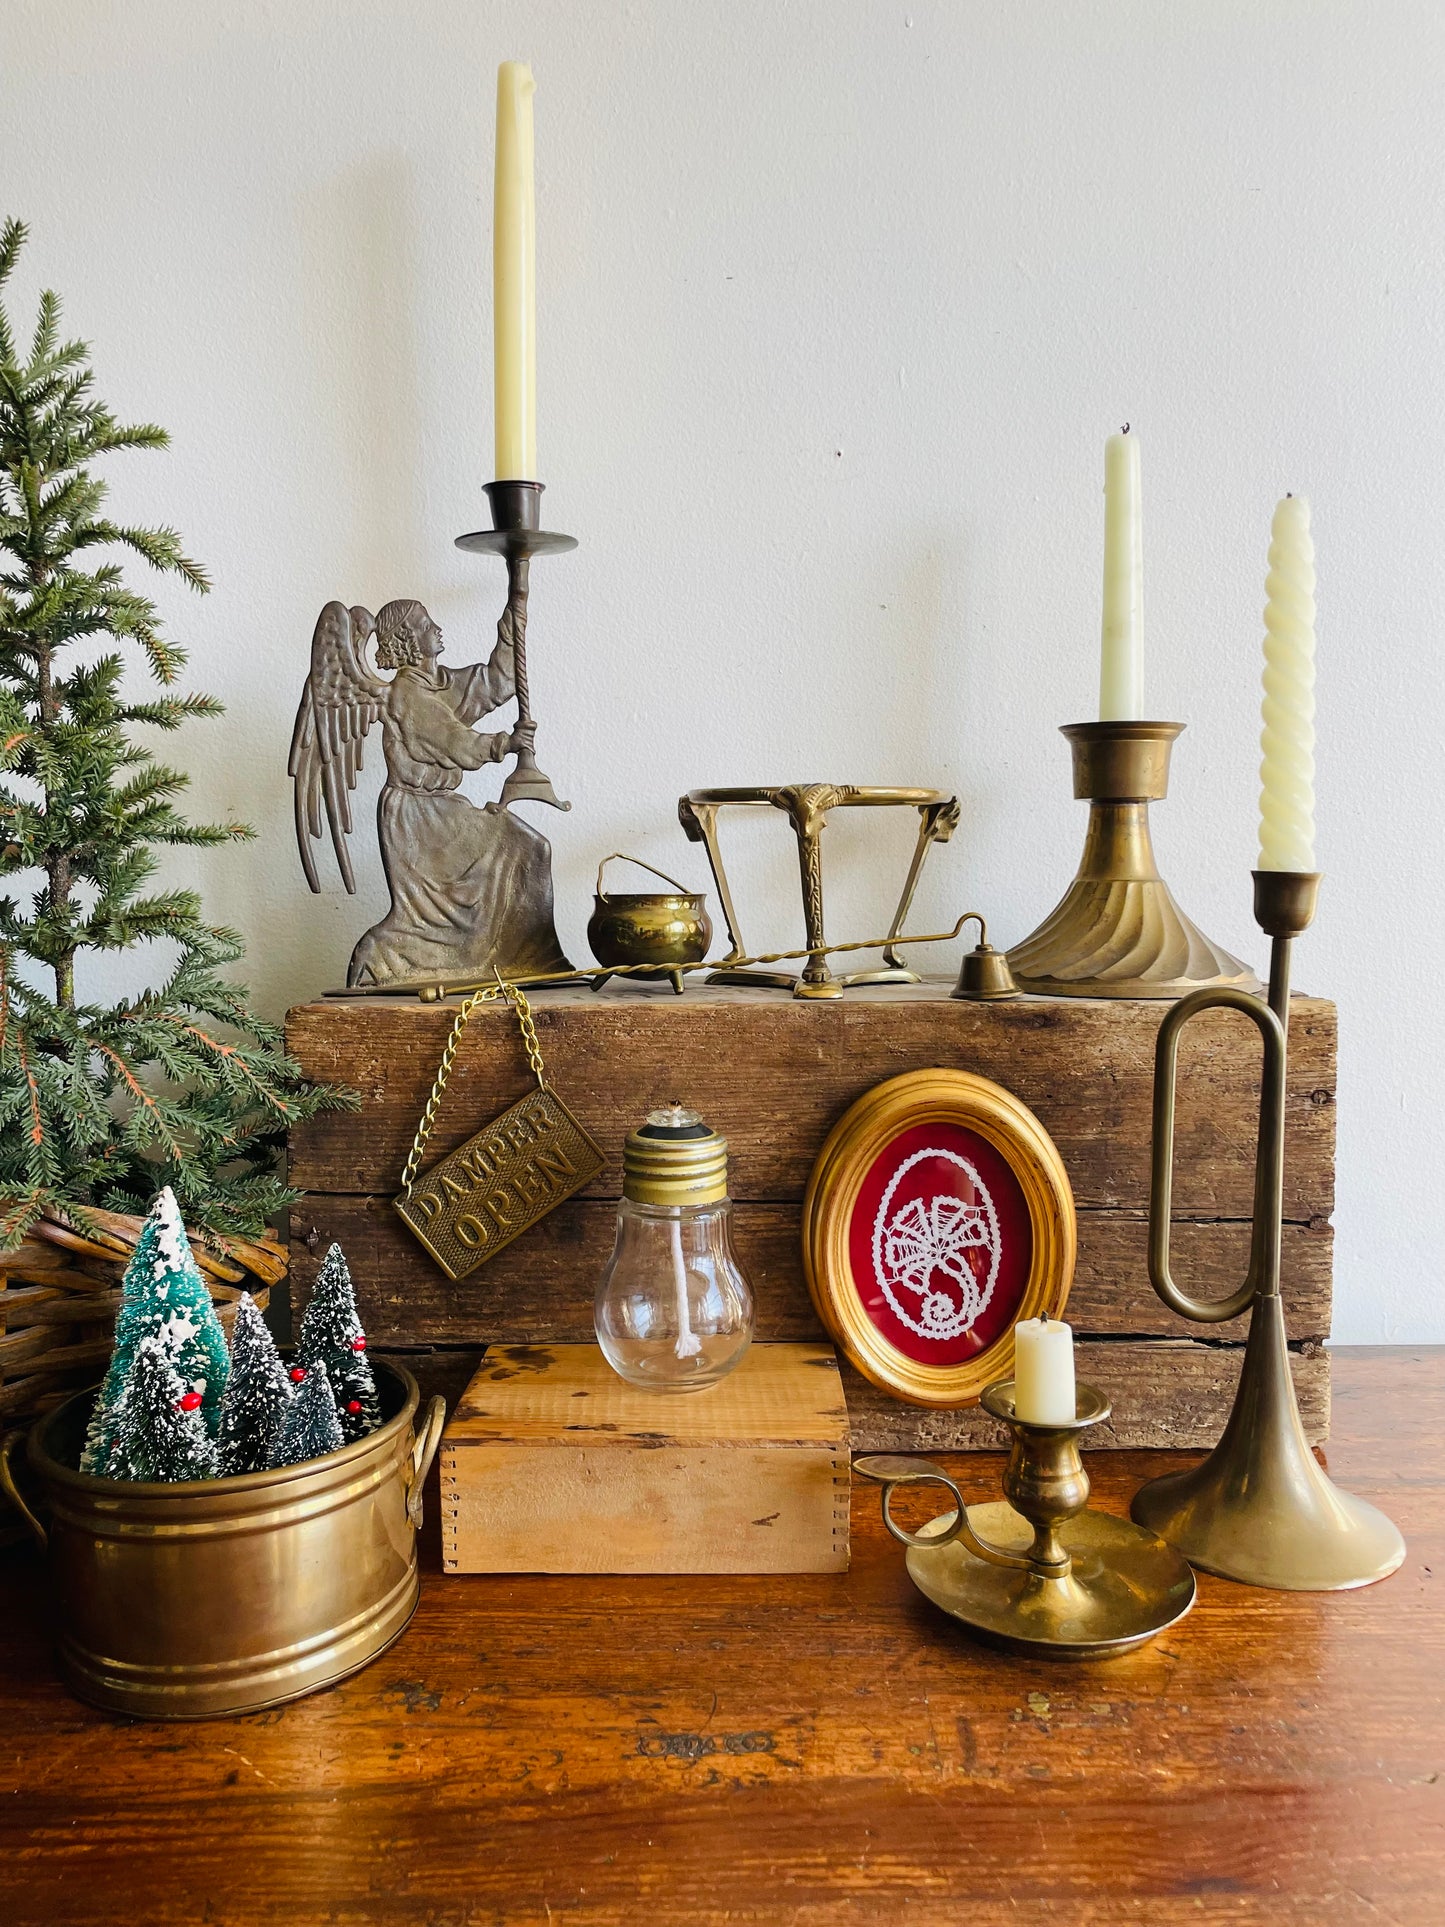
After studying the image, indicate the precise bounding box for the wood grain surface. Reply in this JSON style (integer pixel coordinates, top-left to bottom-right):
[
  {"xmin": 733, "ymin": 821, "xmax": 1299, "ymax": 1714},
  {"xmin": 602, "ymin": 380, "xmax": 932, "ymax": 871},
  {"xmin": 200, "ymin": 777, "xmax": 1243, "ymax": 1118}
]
[
  {"xmin": 285, "ymin": 983, "xmax": 1338, "ymax": 1218},
  {"xmin": 377, "ymin": 1339, "xmax": 1331, "ymax": 1455},
  {"xmin": 441, "ymin": 1343, "xmax": 850, "ymax": 1575},
  {"xmin": 0, "ymin": 1348, "xmax": 1436, "ymax": 1926},
  {"xmin": 290, "ymin": 1195, "xmax": 1333, "ymax": 1346}
]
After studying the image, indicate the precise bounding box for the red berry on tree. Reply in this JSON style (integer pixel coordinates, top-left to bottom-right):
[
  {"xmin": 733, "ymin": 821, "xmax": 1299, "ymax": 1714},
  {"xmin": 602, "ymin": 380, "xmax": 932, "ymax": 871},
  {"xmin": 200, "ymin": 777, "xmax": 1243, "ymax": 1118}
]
[
  {"xmin": 347, "ymin": 1399, "xmax": 362, "ymax": 1415},
  {"xmin": 351, "ymin": 1335, "xmax": 367, "ymax": 1353},
  {"xmin": 289, "ymin": 1366, "xmax": 307, "ymax": 1383},
  {"xmin": 177, "ymin": 1390, "xmax": 203, "ymax": 1413}
]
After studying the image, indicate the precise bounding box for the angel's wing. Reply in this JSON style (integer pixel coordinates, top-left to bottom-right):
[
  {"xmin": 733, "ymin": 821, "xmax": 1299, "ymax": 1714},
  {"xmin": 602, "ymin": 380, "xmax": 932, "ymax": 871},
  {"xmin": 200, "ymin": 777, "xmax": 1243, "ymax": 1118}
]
[{"xmin": 288, "ymin": 602, "xmax": 384, "ymax": 894}]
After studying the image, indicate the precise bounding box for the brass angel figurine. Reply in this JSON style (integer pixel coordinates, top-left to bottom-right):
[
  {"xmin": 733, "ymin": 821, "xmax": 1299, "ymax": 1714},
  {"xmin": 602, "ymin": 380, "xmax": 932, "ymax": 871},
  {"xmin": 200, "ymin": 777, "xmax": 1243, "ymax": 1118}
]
[{"xmin": 289, "ymin": 599, "xmax": 571, "ymax": 989}]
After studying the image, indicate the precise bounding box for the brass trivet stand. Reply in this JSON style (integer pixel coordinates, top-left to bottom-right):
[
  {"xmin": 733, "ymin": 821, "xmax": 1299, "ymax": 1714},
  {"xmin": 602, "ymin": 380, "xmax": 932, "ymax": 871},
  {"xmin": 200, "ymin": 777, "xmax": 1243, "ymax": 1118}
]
[{"xmin": 679, "ymin": 786, "xmax": 960, "ymax": 999}]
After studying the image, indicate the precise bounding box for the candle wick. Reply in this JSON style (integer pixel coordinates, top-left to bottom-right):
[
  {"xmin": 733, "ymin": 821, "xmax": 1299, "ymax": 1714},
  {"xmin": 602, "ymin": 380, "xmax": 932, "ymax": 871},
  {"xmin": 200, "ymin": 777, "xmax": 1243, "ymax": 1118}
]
[
  {"xmin": 1286, "ymin": 491, "xmax": 1293, "ymax": 498},
  {"xmin": 1121, "ymin": 422, "xmax": 1130, "ymax": 434}
]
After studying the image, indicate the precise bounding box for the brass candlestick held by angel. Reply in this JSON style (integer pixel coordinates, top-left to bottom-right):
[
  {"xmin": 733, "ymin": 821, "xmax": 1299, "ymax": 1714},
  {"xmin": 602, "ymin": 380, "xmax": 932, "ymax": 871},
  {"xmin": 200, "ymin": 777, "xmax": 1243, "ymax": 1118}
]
[{"xmin": 289, "ymin": 596, "xmax": 571, "ymax": 990}]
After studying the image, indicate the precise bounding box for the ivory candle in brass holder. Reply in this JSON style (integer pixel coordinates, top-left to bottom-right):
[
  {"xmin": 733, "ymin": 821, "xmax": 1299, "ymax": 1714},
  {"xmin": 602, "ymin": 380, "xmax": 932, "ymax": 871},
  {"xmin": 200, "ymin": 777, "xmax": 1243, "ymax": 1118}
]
[
  {"xmin": 1008, "ymin": 721, "xmax": 1259, "ymax": 998},
  {"xmin": 856, "ymin": 1380, "xmax": 1195, "ymax": 1659},
  {"xmin": 1130, "ymin": 870, "xmax": 1406, "ymax": 1590}
]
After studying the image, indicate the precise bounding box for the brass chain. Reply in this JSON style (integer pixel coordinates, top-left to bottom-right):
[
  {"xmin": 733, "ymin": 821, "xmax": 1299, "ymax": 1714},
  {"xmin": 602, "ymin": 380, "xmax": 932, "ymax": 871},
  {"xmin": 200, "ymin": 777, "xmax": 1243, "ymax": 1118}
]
[{"xmin": 399, "ymin": 981, "xmax": 546, "ymax": 1195}]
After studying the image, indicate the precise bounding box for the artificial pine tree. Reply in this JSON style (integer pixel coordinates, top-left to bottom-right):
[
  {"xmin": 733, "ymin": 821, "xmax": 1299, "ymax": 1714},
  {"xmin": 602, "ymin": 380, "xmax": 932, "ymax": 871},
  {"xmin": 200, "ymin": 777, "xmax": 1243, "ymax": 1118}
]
[
  {"xmin": 81, "ymin": 1184, "xmax": 230, "ymax": 1473},
  {"xmin": 0, "ymin": 219, "xmax": 350, "ymax": 1250},
  {"xmin": 296, "ymin": 1242, "xmax": 381, "ymax": 1444},
  {"xmin": 217, "ymin": 1291, "xmax": 292, "ymax": 1475},
  {"xmin": 109, "ymin": 1334, "xmax": 220, "ymax": 1483},
  {"xmin": 266, "ymin": 1361, "xmax": 344, "ymax": 1470}
]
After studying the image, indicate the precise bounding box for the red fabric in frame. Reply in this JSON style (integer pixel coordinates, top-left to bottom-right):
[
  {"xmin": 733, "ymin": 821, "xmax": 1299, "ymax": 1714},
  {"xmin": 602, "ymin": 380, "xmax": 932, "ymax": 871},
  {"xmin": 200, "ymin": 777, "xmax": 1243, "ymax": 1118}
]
[{"xmin": 845, "ymin": 1118, "xmax": 1034, "ymax": 1368}]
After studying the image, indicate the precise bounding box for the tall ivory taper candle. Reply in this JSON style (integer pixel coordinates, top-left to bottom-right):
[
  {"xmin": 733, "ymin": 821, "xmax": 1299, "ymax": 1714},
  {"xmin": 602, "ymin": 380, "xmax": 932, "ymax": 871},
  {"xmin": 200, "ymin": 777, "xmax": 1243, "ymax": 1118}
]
[
  {"xmin": 1099, "ymin": 428, "xmax": 1143, "ymax": 721},
  {"xmin": 1258, "ymin": 496, "xmax": 1316, "ymax": 872},
  {"xmin": 494, "ymin": 61, "xmax": 537, "ymax": 480}
]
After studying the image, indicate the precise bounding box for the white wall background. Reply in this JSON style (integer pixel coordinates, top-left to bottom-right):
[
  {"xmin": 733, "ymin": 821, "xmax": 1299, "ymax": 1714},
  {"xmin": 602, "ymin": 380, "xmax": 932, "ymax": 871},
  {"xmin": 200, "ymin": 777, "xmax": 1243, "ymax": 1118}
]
[{"xmin": 3, "ymin": 1, "xmax": 1441, "ymax": 1341}]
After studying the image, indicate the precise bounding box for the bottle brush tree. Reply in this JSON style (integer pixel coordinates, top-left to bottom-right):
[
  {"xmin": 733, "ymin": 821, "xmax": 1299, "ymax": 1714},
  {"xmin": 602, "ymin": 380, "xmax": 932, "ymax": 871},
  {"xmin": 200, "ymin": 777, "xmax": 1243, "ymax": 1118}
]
[
  {"xmin": 109, "ymin": 1333, "xmax": 220, "ymax": 1483},
  {"xmin": 296, "ymin": 1242, "xmax": 381, "ymax": 1444},
  {"xmin": 0, "ymin": 219, "xmax": 350, "ymax": 1248},
  {"xmin": 217, "ymin": 1290, "xmax": 293, "ymax": 1476},
  {"xmin": 81, "ymin": 1184, "xmax": 230, "ymax": 1474},
  {"xmin": 267, "ymin": 1361, "xmax": 344, "ymax": 1470}
]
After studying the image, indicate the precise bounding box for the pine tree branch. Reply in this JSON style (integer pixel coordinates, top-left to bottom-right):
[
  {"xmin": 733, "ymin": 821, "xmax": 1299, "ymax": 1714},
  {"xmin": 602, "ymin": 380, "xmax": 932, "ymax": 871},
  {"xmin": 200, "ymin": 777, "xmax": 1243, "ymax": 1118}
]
[
  {"xmin": 15, "ymin": 1027, "xmax": 43, "ymax": 1147},
  {"xmin": 71, "ymin": 521, "xmax": 210, "ymax": 591},
  {"xmin": 0, "ymin": 219, "xmax": 353, "ymax": 1236}
]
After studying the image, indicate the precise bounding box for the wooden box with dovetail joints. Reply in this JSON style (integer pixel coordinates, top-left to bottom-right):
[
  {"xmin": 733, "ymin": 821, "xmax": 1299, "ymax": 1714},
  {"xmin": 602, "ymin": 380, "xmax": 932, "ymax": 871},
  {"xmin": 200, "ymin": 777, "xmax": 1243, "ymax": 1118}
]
[{"xmin": 437, "ymin": 1342, "xmax": 851, "ymax": 1574}]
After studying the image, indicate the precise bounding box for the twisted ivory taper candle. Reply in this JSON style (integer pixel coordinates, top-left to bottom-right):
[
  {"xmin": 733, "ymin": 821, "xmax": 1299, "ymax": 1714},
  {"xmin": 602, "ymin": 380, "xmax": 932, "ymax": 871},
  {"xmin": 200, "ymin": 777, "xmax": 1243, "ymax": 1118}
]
[{"xmin": 1258, "ymin": 496, "xmax": 1316, "ymax": 872}]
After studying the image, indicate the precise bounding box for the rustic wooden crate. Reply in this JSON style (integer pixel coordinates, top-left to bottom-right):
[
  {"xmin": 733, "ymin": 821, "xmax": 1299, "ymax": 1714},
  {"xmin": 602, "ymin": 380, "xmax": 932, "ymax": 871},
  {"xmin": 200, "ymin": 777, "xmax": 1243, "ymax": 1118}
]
[
  {"xmin": 285, "ymin": 981, "xmax": 1334, "ymax": 1448},
  {"xmin": 440, "ymin": 1342, "xmax": 850, "ymax": 1574}
]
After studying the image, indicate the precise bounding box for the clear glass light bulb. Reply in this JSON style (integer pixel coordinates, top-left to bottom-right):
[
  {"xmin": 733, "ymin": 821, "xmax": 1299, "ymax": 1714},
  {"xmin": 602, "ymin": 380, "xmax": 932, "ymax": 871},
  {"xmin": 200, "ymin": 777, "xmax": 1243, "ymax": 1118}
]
[{"xmin": 595, "ymin": 1197, "xmax": 754, "ymax": 1393}]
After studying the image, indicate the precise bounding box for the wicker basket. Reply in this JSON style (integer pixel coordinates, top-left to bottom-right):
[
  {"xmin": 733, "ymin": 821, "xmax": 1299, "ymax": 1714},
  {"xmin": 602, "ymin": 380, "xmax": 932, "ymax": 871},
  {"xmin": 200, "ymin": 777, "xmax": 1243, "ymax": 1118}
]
[{"xmin": 0, "ymin": 1207, "xmax": 288, "ymax": 1434}]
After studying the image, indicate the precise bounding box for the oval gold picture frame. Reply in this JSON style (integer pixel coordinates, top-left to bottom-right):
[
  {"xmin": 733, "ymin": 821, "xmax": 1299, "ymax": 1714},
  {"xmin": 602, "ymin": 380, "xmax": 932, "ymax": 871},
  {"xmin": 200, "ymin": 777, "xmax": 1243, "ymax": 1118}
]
[{"xmin": 803, "ymin": 1068, "xmax": 1076, "ymax": 1408}]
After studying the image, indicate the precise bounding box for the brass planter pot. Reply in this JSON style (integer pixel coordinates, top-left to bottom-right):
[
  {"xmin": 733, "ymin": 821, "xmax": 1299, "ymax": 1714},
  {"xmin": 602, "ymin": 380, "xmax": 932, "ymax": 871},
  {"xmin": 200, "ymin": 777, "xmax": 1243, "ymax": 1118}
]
[{"xmin": 5, "ymin": 1360, "xmax": 445, "ymax": 1720}]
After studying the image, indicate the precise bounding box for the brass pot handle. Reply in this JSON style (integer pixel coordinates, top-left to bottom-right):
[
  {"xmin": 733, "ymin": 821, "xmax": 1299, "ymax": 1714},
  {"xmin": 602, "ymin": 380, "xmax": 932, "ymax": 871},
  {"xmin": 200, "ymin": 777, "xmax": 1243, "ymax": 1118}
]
[
  {"xmin": 407, "ymin": 1397, "xmax": 447, "ymax": 1530},
  {"xmin": 595, "ymin": 852, "xmax": 696, "ymax": 900},
  {"xmin": 854, "ymin": 1454, "xmax": 1031, "ymax": 1571},
  {"xmin": 0, "ymin": 1428, "xmax": 46, "ymax": 1549}
]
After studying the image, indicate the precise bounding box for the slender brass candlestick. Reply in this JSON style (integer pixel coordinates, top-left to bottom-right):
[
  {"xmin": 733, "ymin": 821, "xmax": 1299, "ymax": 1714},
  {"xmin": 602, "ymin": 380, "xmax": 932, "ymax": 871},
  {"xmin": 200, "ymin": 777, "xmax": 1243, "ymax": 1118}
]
[
  {"xmin": 1008, "ymin": 721, "xmax": 1259, "ymax": 998},
  {"xmin": 856, "ymin": 1380, "xmax": 1195, "ymax": 1659},
  {"xmin": 457, "ymin": 480, "xmax": 577, "ymax": 813},
  {"xmin": 1130, "ymin": 871, "xmax": 1406, "ymax": 1590}
]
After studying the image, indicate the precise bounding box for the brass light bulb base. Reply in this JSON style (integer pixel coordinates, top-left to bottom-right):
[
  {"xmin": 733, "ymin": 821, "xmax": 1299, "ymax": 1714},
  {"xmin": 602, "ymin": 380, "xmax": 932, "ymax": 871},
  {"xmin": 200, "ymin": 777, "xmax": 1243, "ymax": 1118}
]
[
  {"xmin": 1007, "ymin": 722, "xmax": 1260, "ymax": 999},
  {"xmin": 856, "ymin": 1379, "xmax": 1196, "ymax": 1659},
  {"xmin": 1130, "ymin": 869, "xmax": 1406, "ymax": 1590}
]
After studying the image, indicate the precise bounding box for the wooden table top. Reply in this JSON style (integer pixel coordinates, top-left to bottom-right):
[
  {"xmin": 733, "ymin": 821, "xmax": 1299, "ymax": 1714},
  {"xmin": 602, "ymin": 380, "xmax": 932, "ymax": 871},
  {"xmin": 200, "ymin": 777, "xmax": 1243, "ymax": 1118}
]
[{"xmin": 1, "ymin": 1347, "xmax": 1440, "ymax": 1926}]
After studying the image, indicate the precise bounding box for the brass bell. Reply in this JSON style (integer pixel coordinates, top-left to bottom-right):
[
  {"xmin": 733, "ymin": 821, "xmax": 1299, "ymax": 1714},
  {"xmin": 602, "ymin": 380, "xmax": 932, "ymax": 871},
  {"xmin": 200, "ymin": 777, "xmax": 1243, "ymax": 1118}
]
[{"xmin": 952, "ymin": 933, "xmax": 1020, "ymax": 1002}]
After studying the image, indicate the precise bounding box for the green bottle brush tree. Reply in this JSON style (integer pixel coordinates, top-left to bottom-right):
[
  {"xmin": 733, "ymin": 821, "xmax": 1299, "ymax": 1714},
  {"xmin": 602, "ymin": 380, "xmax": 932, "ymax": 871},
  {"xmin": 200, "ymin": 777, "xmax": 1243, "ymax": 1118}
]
[{"xmin": 0, "ymin": 219, "xmax": 350, "ymax": 1248}]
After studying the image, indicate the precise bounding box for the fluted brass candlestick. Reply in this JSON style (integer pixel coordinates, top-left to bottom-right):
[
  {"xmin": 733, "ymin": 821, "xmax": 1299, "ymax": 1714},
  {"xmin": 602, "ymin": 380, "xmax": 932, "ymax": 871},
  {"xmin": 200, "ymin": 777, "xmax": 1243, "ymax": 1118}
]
[
  {"xmin": 1008, "ymin": 721, "xmax": 1258, "ymax": 998},
  {"xmin": 856, "ymin": 1380, "xmax": 1195, "ymax": 1659},
  {"xmin": 1130, "ymin": 871, "xmax": 1406, "ymax": 1590}
]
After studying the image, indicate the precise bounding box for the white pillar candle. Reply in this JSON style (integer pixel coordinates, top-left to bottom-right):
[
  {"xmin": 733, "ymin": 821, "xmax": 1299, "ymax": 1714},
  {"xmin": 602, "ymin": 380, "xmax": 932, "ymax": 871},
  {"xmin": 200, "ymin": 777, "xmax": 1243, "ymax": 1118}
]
[
  {"xmin": 1258, "ymin": 496, "xmax": 1317, "ymax": 872},
  {"xmin": 1013, "ymin": 1317, "xmax": 1077, "ymax": 1425},
  {"xmin": 494, "ymin": 60, "xmax": 537, "ymax": 481},
  {"xmin": 1099, "ymin": 429, "xmax": 1144, "ymax": 721}
]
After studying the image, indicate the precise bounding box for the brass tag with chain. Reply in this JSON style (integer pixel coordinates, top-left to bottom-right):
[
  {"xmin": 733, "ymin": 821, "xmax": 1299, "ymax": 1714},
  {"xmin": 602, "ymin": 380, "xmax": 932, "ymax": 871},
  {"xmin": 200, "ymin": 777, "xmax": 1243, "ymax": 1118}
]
[{"xmin": 394, "ymin": 980, "xmax": 604, "ymax": 1281}]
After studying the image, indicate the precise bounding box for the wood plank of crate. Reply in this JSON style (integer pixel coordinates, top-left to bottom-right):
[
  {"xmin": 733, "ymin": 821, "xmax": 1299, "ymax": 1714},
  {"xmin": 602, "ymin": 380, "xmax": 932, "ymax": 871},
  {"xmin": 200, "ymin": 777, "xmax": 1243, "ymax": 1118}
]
[
  {"xmin": 380, "ymin": 1340, "xmax": 1329, "ymax": 1453},
  {"xmin": 286, "ymin": 982, "xmax": 1336, "ymax": 1220},
  {"xmin": 289, "ymin": 1195, "xmax": 1331, "ymax": 1346}
]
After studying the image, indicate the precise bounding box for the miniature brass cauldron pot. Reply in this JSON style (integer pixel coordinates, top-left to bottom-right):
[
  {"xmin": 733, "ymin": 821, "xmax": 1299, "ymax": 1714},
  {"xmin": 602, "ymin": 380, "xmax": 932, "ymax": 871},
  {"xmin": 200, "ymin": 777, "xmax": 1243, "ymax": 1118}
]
[
  {"xmin": 2, "ymin": 1359, "xmax": 445, "ymax": 1720},
  {"xmin": 588, "ymin": 853, "xmax": 712, "ymax": 986}
]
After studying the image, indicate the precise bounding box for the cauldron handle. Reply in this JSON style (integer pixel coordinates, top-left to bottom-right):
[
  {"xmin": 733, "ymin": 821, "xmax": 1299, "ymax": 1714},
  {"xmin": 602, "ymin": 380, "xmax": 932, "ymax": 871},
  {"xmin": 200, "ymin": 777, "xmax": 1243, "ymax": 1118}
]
[
  {"xmin": 0, "ymin": 1428, "xmax": 46, "ymax": 1548},
  {"xmin": 407, "ymin": 1397, "xmax": 447, "ymax": 1530},
  {"xmin": 595, "ymin": 852, "xmax": 697, "ymax": 900}
]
